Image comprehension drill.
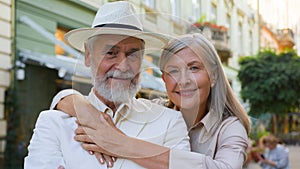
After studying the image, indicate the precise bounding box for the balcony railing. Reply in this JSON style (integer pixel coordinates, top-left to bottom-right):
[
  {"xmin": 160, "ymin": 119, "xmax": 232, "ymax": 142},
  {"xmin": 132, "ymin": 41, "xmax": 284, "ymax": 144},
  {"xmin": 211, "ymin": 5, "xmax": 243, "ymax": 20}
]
[{"xmin": 188, "ymin": 22, "xmax": 232, "ymax": 64}]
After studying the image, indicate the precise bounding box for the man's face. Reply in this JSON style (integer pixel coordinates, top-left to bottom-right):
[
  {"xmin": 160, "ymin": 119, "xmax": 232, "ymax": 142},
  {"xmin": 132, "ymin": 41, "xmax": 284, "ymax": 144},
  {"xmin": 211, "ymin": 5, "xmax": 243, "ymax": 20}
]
[{"xmin": 85, "ymin": 34, "xmax": 144, "ymax": 104}]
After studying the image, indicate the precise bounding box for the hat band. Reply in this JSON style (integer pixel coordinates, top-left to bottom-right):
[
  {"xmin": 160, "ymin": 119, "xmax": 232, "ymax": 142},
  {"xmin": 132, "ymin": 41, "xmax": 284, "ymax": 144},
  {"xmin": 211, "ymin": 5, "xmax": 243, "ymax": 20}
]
[{"xmin": 94, "ymin": 23, "xmax": 142, "ymax": 31}]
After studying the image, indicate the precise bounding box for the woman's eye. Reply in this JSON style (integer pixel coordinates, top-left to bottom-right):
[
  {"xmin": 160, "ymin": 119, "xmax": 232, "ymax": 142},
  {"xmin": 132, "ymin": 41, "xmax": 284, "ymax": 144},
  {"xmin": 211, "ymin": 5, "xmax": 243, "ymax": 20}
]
[{"xmin": 190, "ymin": 66, "xmax": 199, "ymax": 71}]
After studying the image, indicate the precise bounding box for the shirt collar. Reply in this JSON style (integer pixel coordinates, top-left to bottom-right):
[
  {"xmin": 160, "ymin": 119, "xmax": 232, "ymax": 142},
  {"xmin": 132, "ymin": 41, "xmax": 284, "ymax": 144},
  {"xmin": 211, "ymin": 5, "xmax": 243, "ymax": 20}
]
[
  {"xmin": 87, "ymin": 88, "xmax": 131, "ymax": 124},
  {"xmin": 190, "ymin": 109, "xmax": 219, "ymax": 133}
]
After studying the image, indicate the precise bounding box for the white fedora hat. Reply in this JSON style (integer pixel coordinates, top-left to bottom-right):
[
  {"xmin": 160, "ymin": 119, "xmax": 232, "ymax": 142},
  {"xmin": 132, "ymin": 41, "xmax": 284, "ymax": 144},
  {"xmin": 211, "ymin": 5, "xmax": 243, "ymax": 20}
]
[{"xmin": 65, "ymin": 1, "xmax": 168, "ymax": 52}]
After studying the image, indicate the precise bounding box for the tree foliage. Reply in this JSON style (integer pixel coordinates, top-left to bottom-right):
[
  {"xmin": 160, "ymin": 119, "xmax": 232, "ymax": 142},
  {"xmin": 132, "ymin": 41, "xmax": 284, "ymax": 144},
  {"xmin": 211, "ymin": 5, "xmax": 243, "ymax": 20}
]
[{"xmin": 238, "ymin": 50, "xmax": 300, "ymax": 116}]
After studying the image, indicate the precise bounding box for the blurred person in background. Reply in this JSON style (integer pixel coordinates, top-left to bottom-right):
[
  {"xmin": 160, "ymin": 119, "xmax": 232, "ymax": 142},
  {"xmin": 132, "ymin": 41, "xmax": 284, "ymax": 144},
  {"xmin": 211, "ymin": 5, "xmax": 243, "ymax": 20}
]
[{"xmin": 258, "ymin": 134, "xmax": 290, "ymax": 169}]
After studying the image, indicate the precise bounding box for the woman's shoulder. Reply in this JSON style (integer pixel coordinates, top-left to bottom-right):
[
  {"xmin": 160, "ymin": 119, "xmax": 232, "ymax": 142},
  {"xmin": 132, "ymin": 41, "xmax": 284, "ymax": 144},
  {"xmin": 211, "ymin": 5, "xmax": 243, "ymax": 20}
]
[
  {"xmin": 221, "ymin": 116, "xmax": 245, "ymax": 129},
  {"xmin": 219, "ymin": 116, "xmax": 248, "ymax": 138}
]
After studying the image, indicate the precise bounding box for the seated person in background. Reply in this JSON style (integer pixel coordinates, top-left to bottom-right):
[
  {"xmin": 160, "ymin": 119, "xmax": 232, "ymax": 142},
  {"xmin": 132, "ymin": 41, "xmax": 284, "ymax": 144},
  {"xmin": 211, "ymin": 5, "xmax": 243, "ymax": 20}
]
[{"xmin": 258, "ymin": 134, "xmax": 290, "ymax": 169}]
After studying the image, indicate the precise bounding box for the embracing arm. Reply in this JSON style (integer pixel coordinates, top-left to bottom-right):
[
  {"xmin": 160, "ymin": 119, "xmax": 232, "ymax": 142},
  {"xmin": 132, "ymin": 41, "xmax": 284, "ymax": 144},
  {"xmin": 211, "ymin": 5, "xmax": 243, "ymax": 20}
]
[
  {"xmin": 108, "ymin": 134, "xmax": 170, "ymax": 169},
  {"xmin": 50, "ymin": 89, "xmax": 82, "ymax": 116},
  {"xmin": 73, "ymin": 98, "xmax": 190, "ymax": 169},
  {"xmin": 118, "ymin": 137, "xmax": 170, "ymax": 169},
  {"xmin": 77, "ymin": 116, "xmax": 248, "ymax": 169},
  {"xmin": 72, "ymin": 96, "xmax": 172, "ymax": 169},
  {"xmin": 76, "ymin": 122, "xmax": 170, "ymax": 169}
]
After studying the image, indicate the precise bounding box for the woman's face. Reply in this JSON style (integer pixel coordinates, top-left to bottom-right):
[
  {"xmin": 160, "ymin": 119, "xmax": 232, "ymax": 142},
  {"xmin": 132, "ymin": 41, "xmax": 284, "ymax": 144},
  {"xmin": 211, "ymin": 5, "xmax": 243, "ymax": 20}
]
[{"xmin": 162, "ymin": 47, "xmax": 211, "ymax": 110}]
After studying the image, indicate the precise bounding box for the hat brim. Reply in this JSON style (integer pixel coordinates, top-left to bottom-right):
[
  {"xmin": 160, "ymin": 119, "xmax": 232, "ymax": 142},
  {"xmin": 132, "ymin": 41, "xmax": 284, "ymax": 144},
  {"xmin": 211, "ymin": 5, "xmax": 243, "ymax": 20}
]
[{"xmin": 65, "ymin": 27, "xmax": 169, "ymax": 53}]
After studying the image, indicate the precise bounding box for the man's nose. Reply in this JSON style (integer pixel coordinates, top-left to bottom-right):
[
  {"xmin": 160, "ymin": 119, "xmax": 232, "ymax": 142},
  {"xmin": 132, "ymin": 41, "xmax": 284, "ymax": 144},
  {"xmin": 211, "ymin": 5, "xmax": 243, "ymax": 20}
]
[{"xmin": 115, "ymin": 53, "xmax": 130, "ymax": 72}]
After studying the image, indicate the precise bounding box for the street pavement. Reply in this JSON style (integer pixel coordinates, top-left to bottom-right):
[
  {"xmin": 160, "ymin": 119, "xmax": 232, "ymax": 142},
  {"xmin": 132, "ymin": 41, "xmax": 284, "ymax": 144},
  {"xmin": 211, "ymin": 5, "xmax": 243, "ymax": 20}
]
[{"xmin": 245, "ymin": 145, "xmax": 300, "ymax": 169}]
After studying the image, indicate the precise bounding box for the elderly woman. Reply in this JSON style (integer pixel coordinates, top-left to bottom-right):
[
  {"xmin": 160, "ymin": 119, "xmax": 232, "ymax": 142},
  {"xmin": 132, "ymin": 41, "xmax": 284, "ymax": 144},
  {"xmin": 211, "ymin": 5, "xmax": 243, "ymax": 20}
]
[{"xmin": 55, "ymin": 33, "xmax": 251, "ymax": 169}]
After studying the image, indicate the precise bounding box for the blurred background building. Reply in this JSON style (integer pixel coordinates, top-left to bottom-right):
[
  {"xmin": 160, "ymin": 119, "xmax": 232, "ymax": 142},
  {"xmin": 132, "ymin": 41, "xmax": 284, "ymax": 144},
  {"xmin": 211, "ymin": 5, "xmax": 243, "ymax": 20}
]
[
  {"xmin": 248, "ymin": 0, "xmax": 299, "ymax": 54},
  {"xmin": 1, "ymin": 0, "xmax": 284, "ymax": 168}
]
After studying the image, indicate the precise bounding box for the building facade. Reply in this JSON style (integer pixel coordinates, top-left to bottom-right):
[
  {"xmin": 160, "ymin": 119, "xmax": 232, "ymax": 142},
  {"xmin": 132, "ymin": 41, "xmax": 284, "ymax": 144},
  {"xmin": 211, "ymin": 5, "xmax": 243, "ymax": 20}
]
[
  {"xmin": 0, "ymin": 0, "xmax": 259, "ymax": 168},
  {"xmin": 0, "ymin": 0, "xmax": 12, "ymax": 165}
]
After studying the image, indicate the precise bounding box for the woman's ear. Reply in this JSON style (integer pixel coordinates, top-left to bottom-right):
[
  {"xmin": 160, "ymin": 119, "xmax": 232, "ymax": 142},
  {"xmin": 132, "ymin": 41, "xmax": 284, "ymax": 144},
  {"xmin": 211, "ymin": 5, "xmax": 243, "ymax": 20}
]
[
  {"xmin": 210, "ymin": 69, "xmax": 218, "ymax": 87},
  {"xmin": 211, "ymin": 79, "xmax": 216, "ymax": 87},
  {"xmin": 84, "ymin": 43, "xmax": 91, "ymax": 67}
]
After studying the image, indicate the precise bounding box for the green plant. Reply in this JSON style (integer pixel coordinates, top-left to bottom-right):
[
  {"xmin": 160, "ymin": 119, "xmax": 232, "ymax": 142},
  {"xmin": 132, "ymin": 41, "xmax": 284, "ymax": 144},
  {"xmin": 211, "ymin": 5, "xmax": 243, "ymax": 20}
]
[
  {"xmin": 197, "ymin": 14, "xmax": 206, "ymax": 23},
  {"xmin": 238, "ymin": 50, "xmax": 300, "ymax": 117}
]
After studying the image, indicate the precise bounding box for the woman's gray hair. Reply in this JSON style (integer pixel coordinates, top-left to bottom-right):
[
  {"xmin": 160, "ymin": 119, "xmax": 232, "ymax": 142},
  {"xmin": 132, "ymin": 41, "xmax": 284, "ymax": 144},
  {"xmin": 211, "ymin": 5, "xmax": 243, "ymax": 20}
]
[{"xmin": 159, "ymin": 33, "xmax": 251, "ymax": 134}]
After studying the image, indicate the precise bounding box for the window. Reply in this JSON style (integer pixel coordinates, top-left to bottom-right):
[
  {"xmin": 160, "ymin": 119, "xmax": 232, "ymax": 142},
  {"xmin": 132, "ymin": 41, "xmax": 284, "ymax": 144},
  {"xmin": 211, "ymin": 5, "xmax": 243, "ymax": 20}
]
[
  {"xmin": 226, "ymin": 13, "xmax": 231, "ymax": 47},
  {"xmin": 238, "ymin": 22, "xmax": 243, "ymax": 54},
  {"xmin": 171, "ymin": 0, "xmax": 181, "ymax": 20},
  {"xmin": 192, "ymin": 0, "xmax": 201, "ymax": 22},
  {"xmin": 226, "ymin": 14, "xmax": 231, "ymax": 31},
  {"xmin": 143, "ymin": 0, "xmax": 155, "ymax": 9},
  {"xmin": 55, "ymin": 26, "xmax": 71, "ymax": 57},
  {"xmin": 210, "ymin": 3, "xmax": 217, "ymax": 22},
  {"xmin": 145, "ymin": 55, "xmax": 153, "ymax": 75}
]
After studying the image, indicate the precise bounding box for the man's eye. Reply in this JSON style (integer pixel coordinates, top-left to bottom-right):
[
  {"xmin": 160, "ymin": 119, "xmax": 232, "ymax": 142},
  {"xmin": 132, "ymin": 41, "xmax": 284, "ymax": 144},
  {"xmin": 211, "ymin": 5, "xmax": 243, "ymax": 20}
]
[
  {"xmin": 127, "ymin": 53, "xmax": 140, "ymax": 61},
  {"xmin": 167, "ymin": 69, "xmax": 179, "ymax": 74},
  {"xmin": 106, "ymin": 51, "xmax": 118, "ymax": 58},
  {"xmin": 107, "ymin": 51, "xmax": 116, "ymax": 55}
]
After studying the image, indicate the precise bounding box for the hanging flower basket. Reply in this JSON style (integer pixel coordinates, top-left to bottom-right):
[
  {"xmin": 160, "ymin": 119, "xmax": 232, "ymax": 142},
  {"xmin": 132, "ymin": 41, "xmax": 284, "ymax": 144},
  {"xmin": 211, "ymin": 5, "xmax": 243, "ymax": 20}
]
[{"xmin": 192, "ymin": 22, "xmax": 227, "ymax": 32}]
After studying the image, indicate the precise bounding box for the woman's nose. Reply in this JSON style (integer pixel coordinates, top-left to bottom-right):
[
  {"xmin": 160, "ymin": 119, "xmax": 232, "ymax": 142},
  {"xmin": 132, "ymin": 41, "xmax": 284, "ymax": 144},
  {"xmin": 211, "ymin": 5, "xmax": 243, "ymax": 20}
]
[{"xmin": 177, "ymin": 70, "xmax": 192, "ymax": 87}]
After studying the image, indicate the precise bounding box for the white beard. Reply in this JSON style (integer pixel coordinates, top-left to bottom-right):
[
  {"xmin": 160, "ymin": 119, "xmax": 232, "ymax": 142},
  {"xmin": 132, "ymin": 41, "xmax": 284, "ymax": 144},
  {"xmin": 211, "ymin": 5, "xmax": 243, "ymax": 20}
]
[
  {"xmin": 94, "ymin": 76, "xmax": 140, "ymax": 104},
  {"xmin": 91, "ymin": 66, "xmax": 140, "ymax": 104}
]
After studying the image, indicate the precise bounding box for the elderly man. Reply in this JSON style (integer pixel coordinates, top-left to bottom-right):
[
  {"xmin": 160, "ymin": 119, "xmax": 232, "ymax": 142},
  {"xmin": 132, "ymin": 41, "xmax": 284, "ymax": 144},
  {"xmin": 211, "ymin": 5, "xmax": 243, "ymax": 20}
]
[{"xmin": 24, "ymin": 1, "xmax": 189, "ymax": 169}]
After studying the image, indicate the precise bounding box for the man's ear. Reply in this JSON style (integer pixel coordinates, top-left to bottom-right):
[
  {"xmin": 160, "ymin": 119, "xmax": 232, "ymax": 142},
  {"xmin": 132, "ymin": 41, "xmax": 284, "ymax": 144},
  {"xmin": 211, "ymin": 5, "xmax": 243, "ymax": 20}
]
[{"xmin": 84, "ymin": 43, "xmax": 91, "ymax": 67}]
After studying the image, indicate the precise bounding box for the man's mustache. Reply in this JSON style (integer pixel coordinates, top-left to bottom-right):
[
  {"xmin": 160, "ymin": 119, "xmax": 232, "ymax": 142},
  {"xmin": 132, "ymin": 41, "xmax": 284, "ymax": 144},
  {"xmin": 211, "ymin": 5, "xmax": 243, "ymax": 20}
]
[{"xmin": 105, "ymin": 70, "xmax": 135, "ymax": 80}]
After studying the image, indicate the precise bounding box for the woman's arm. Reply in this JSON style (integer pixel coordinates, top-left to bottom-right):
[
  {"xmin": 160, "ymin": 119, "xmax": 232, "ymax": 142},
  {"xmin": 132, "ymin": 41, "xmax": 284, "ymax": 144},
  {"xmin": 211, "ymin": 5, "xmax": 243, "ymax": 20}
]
[
  {"xmin": 56, "ymin": 94, "xmax": 78, "ymax": 116},
  {"xmin": 75, "ymin": 123, "xmax": 170, "ymax": 169},
  {"xmin": 75, "ymin": 115, "xmax": 249, "ymax": 169},
  {"xmin": 70, "ymin": 94, "xmax": 170, "ymax": 169}
]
